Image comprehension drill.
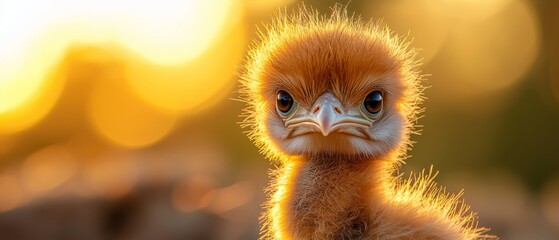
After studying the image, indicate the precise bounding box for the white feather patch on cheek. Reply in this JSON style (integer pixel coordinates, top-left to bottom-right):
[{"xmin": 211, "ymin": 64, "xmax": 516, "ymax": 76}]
[
  {"xmin": 370, "ymin": 112, "xmax": 405, "ymax": 152},
  {"xmin": 266, "ymin": 114, "xmax": 287, "ymax": 141}
]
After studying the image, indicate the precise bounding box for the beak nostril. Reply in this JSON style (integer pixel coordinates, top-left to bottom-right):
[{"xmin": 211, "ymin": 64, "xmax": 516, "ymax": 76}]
[
  {"xmin": 334, "ymin": 107, "xmax": 342, "ymax": 114},
  {"xmin": 312, "ymin": 106, "xmax": 320, "ymax": 113}
]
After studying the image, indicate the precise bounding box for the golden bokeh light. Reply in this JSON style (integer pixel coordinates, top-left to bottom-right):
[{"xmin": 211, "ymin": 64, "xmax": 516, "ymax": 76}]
[
  {"xmin": 0, "ymin": 1, "xmax": 554, "ymax": 238},
  {"xmin": 0, "ymin": 2, "xmax": 120, "ymax": 134},
  {"xmin": 1, "ymin": 0, "xmax": 240, "ymax": 134},
  {"xmin": 115, "ymin": 0, "xmax": 237, "ymax": 65},
  {"xmin": 88, "ymin": 74, "xmax": 177, "ymax": 148},
  {"xmin": 245, "ymin": 0, "xmax": 296, "ymax": 11},
  {"xmin": 431, "ymin": 0, "xmax": 539, "ymax": 99},
  {"xmin": 0, "ymin": 0, "xmax": 235, "ymax": 65},
  {"xmin": 0, "ymin": 51, "xmax": 54, "ymax": 114},
  {"xmin": 126, "ymin": 23, "xmax": 246, "ymax": 114},
  {"xmin": 368, "ymin": 0, "xmax": 539, "ymax": 99},
  {"xmin": 0, "ymin": 35, "xmax": 66, "ymax": 134},
  {"xmin": 368, "ymin": 0, "xmax": 450, "ymax": 62},
  {"xmin": 21, "ymin": 144, "xmax": 77, "ymax": 196},
  {"xmin": 429, "ymin": 0, "xmax": 512, "ymax": 23}
]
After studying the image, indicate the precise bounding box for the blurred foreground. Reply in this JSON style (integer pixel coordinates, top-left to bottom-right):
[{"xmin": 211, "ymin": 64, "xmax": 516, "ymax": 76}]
[{"xmin": 1, "ymin": 0, "xmax": 558, "ymax": 239}]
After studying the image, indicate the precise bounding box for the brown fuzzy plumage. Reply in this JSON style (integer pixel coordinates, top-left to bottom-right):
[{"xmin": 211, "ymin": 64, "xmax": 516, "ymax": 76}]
[{"xmin": 239, "ymin": 5, "xmax": 496, "ymax": 240}]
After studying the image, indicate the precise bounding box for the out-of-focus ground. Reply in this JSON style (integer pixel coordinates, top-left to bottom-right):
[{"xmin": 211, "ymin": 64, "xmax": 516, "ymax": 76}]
[{"xmin": 0, "ymin": 0, "xmax": 558, "ymax": 239}]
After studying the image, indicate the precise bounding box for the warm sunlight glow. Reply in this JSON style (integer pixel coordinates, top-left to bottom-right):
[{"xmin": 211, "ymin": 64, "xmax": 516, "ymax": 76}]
[
  {"xmin": 430, "ymin": 0, "xmax": 511, "ymax": 23},
  {"xmin": 0, "ymin": 0, "xmax": 237, "ymax": 133},
  {"xmin": 0, "ymin": 31, "xmax": 66, "ymax": 134},
  {"xmin": 245, "ymin": 0, "xmax": 296, "ymax": 11},
  {"xmin": 433, "ymin": 0, "xmax": 539, "ymax": 98},
  {"xmin": 115, "ymin": 0, "xmax": 235, "ymax": 65},
  {"xmin": 267, "ymin": 162, "xmax": 298, "ymax": 240},
  {"xmin": 368, "ymin": 0, "xmax": 448, "ymax": 63},
  {"xmin": 88, "ymin": 75, "xmax": 177, "ymax": 148},
  {"xmin": 0, "ymin": 72, "xmax": 64, "ymax": 134},
  {"xmin": 0, "ymin": 0, "xmax": 234, "ymax": 65},
  {"xmin": 368, "ymin": 0, "xmax": 539, "ymax": 100},
  {"xmin": 0, "ymin": 1, "xmax": 553, "ymax": 238},
  {"xmin": 126, "ymin": 24, "xmax": 245, "ymax": 114}
]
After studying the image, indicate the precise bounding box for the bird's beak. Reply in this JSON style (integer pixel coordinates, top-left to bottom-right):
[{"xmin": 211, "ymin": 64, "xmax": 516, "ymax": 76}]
[
  {"xmin": 283, "ymin": 92, "xmax": 372, "ymax": 140},
  {"xmin": 312, "ymin": 92, "xmax": 343, "ymax": 136}
]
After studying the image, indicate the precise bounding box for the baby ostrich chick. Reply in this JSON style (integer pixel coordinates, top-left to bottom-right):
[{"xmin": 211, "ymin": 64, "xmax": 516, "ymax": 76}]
[{"xmin": 240, "ymin": 5, "xmax": 495, "ymax": 240}]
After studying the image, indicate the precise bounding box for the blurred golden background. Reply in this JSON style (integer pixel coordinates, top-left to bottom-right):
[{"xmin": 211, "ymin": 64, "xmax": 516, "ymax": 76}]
[{"xmin": 0, "ymin": 0, "xmax": 557, "ymax": 239}]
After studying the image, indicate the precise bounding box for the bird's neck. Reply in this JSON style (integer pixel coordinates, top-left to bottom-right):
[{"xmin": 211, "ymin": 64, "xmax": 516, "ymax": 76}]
[{"xmin": 271, "ymin": 154, "xmax": 393, "ymax": 239}]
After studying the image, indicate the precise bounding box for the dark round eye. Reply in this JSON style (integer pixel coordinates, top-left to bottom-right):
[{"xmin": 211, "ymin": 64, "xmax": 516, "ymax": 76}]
[
  {"xmin": 276, "ymin": 90, "xmax": 294, "ymax": 115},
  {"xmin": 364, "ymin": 91, "xmax": 383, "ymax": 115}
]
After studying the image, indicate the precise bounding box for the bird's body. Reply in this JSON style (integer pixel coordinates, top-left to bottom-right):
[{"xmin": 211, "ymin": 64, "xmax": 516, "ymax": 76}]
[
  {"xmin": 240, "ymin": 5, "xmax": 495, "ymax": 240},
  {"xmin": 272, "ymin": 155, "xmax": 464, "ymax": 240}
]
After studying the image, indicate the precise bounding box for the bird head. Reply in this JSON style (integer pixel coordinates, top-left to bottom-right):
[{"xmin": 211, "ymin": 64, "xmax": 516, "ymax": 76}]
[{"xmin": 240, "ymin": 6, "xmax": 423, "ymax": 161}]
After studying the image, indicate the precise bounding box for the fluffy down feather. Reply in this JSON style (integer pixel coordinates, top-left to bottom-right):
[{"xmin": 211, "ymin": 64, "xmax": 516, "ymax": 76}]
[{"xmin": 239, "ymin": 4, "xmax": 496, "ymax": 240}]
